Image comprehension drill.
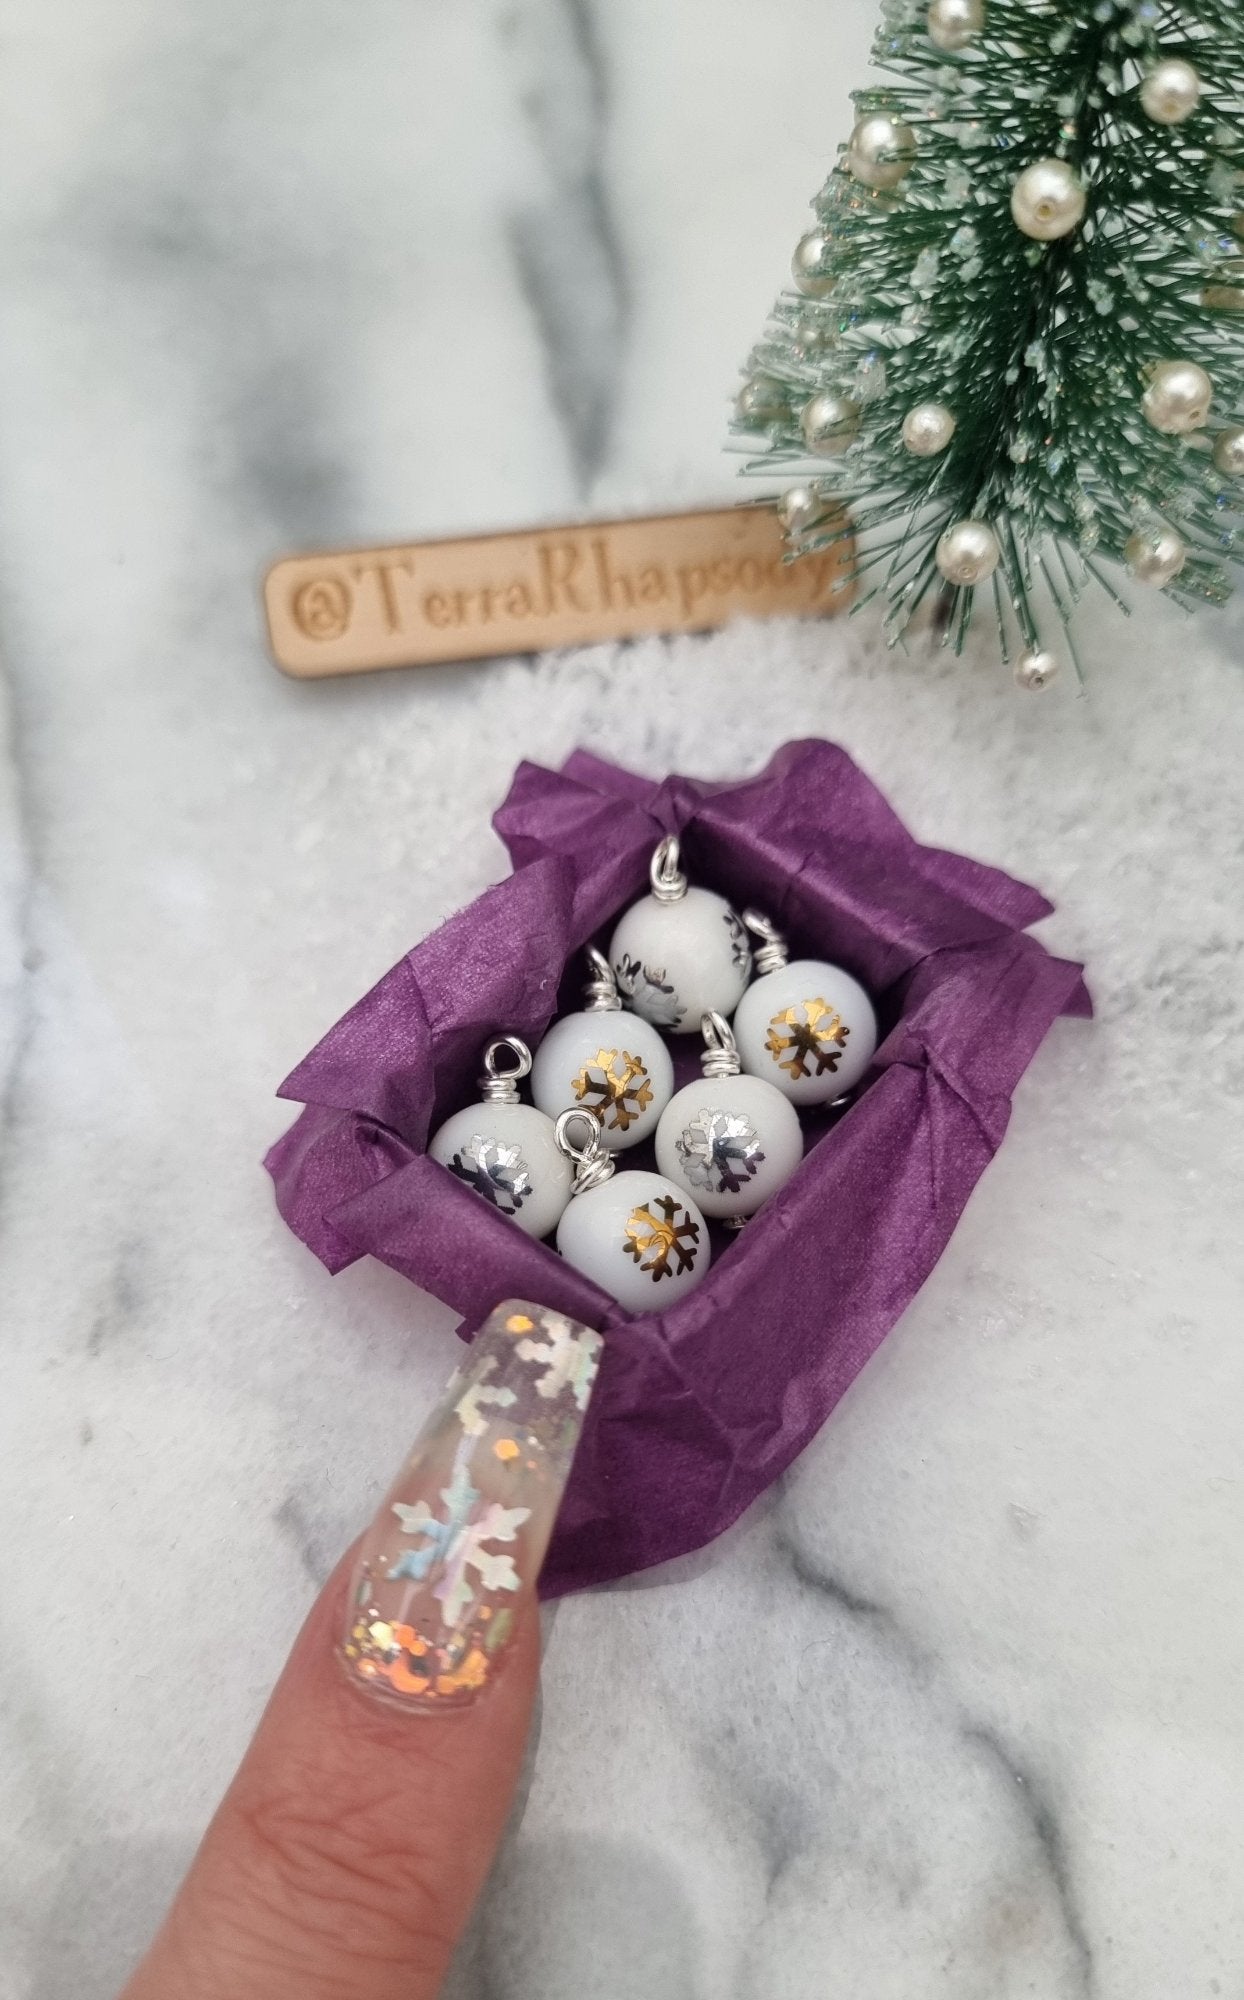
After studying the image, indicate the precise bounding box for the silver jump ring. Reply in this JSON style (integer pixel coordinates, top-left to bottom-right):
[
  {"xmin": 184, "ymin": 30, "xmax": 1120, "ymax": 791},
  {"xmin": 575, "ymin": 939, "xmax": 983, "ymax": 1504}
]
[
  {"xmin": 480, "ymin": 1034, "xmax": 533, "ymax": 1102},
  {"xmin": 650, "ymin": 836, "xmax": 688, "ymax": 904}
]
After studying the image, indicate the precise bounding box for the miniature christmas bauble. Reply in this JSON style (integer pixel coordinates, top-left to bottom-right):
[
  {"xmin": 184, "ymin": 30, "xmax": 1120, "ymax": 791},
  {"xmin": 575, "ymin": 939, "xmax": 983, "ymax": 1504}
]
[
  {"xmin": 531, "ymin": 949, "xmax": 674, "ymax": 1152},
  {"xmin": 777, "ymin": 484, "xmax": 832, "ymax": 536},
  {"xmin": 936, "ymin": 517, "xmax": 1000, "ymax": 587},
  {"xmin": 791, "ymin": 228, "xmax": 836, "ymax": 299},
  {"xmin": 902, "ymin": 401, "xmax": 956, "ymax": 457},
  {"xmin": 429, "ymin": 1037, "xmax": 573, "ymax": 1239},
  {"xmin": 791, "ymin": 314, "xmax": 833, "ymax": 357},
  {"xmin": 735, "ymin": 372, "xmax": 789, "ymax": 428},
  {"xmin": 655, "ymin": 1015, "xmax": 804, "ymax": 1223},
  {"xmin": 1142, "ymin": 359, "xmax": 1213, "ymax": 436},
  {"xmin": 732, "ymin": 912, "xmax": 879, "ymax": 1106},
  {"xmin": 1010, "ymin": 159, "xmax": 1086, "ymax": 241},
  {"xmin": 1014, "ymin": 647, "xmax": 1060, "ymax": 691},
  {"xmin": 1140, "ymin": 58, "xmax": 1202, "ymax": 126},
  {"xmin": 927, "ymin": 0, "xmax": 984, "ymax": 50},
  {"xmin": 610, "ymin": 837, "xmax": 751, "ymax": 1034},
  {"xmin": 554, "ymin": 1112, "xmax": 709, "ymax": 1309},
  {"xmin": 1213, "ymin": 426, "xmax": 1244, "ymax": 478},
  {"xmin": 1125, "ymin": 524, "xmax": 1187, "ymax": 587},
  {"xmin": 847, "ymin": 115, "xmax": 917, "ymax": 192},
  {"xmin": 802, "ymin": 390, "xmax": 860, "ymax": 457}
]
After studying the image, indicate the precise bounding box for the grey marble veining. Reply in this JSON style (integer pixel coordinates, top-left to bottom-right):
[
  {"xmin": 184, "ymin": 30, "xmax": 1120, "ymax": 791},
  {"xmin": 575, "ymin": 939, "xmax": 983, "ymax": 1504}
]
[{"xmin": 0, "ymin": 4, "xmax": 1243, "ymax": 1997}]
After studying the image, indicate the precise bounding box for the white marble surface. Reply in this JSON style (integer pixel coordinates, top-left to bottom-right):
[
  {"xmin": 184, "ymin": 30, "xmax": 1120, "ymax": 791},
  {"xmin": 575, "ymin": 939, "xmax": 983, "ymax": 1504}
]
[{"xmin": 1, "ymin": 4, "xmax": 1243, "ymax": 1995}]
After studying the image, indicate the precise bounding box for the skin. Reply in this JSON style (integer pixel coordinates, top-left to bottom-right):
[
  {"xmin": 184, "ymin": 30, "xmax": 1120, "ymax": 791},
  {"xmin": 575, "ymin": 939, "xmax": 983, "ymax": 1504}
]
[{"xmin": 119, "ymin": 1548, "xmax": 538, "ymax": 2000}]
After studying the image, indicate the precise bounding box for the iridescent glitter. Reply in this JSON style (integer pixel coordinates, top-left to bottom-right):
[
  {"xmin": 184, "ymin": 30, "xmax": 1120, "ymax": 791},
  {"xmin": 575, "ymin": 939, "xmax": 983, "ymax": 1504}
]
[{"xmin": 341, "ymin": 1303, "xmax": 602, "ymax": 1711}]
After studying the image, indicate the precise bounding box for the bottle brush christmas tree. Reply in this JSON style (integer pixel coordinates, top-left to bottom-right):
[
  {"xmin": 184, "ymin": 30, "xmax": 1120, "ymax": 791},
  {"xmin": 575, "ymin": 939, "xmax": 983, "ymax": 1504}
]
[{"xmin": 735, "ymin": 0, "xmax": 1244, "ymax": 687}]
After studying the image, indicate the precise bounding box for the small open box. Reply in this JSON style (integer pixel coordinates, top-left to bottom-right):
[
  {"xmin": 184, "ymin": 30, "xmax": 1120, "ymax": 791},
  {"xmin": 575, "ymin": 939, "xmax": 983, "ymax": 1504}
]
[{"xmin": 267, "ymin": 741, "xmax": 1089, "ymax": 1596}]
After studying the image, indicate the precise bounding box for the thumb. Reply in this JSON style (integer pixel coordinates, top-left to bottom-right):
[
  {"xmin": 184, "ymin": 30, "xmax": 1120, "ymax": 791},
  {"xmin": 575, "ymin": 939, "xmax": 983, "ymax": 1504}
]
[{"xmin": 120, "ymin": 1302, "xmax": 602, "ymax": 2000}]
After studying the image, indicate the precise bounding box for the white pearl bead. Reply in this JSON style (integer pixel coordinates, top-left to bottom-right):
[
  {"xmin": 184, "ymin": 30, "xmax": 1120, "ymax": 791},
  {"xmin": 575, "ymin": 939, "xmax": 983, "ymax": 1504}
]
[
  {"xmin": 733, "ymin": 960, "xmax": 878, "ymax": 1106},
  {"xmin": 777, "ymin": 484, "xmax": 831, "ymax": 536},
  {"xmin": 429, "ymin": 1103, "xmax": 573, "ymax": 1239},
  {"xmin": 1213, "ymin": 426, "xmax": 1244, "ymax": 478},
  {"xmin": 927, "ymin": 0, "xmax": 984, "ymax": 51},
  {"xmin": 1140, "ymin": 58, "xmax": 1202, "ymax": 126},
  {"xmin": 611, "ymin": 887, "xmax": 750, "ymax": 1035},
  {"xmin": 791, "ymin": 314, "xmax": 833, "ymax": 357},
  {"xmin": 735, "ymin": 372, "xmax": 788, "ymax": 427},
  {"xmin": 902, "ymin": 401, "xmax": 956, "ymax": 457},
  {"xmin": 1014, "ymin": 647, "xmax": 1060, "ymax": 691},
  {"xmin": 1125, "ymin": 525, "xmax": 1187, "ymax": 588},
  {"xmin": 1010, "ymin": 158, "xmax": 1086, "ymax": 241},
  {"xmin": 656, "ymin": 1074, "xmax": 803, "ymax": 1222},
  {"xmin": 847, "ymin": 115, "xmax": 917, "ymax": 192},
  {"xmin": 936, "ymin": 518, "xmax": 1001, "ymax": 587},
  {"xmin": 802, "ymin": 391, "xmax": 860, "ymax": 457},
  {"xmin": 531, "ymin": 1011, "xmax": 673, "ymax": 1152},
  {"xmin": 791, "ymin": 229, "xmax": 836, "ymax": 299},
  {"xmin": 556, "ymin": 1170, "xmax": 710, "ymax": 1310},
  {"xmin": 1142, "ymin": 360, "xmax": 1213, "ymax": 436}
]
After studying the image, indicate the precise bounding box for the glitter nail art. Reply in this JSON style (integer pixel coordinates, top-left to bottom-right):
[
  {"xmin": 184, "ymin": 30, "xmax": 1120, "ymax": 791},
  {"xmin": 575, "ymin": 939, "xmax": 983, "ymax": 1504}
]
[{"xmin": 340, "ymin": 1302, "xmax": 602, "ymax": 1712}]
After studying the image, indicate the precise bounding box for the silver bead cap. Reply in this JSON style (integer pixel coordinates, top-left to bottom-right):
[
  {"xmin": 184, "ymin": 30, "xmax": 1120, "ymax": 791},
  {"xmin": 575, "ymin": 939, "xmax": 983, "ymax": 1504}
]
[
  {"xmin": 742, "ymin": 908, "xmax": 790, "ymax": 975},
  {"xmin": 479, "ymin": 1034, "xmax": 533, "ymax": 1104},
  {"xmin": 554, "ymin": 1107, "xmax": 617, "ymax": 1195},
  {"xmin": 583, "ymin": 945, "xmax": 623, "ymax": 1014},
  {"xmin": 701, "ymin": 1011, "xmax": 742, "ymax": 1079},
  {"xmin": 649, "ymin": 836, "xmax": 688, "ymax": 904}
]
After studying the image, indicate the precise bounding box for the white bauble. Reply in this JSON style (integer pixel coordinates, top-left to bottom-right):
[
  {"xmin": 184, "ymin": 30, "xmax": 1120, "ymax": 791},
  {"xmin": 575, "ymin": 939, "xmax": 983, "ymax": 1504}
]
[
  {"xmin": 801, "ymin": 390, "xmax": 860, "ymax": 457},
  {"xmin": 1142, "ymin": 359, "xmax": 1213, "ymax": 436},
  {"xmin": 902, "ymin": 401, "xmax": 957, "ymax": 457},
  {"xmin": 936, "ymin": 518, "xmax": 1001, "ymax": 587},
  {"xmin": 734, "ymin": 959, "xmax": 878, "ymax": 1106},
  {"xmin": 735, "ymin": 373, "xmax": 789, "ymax": 427},
  {"xmin": 1010, "ymin": 158, "xmax": 1086, "ymax": 241},
  {"xmin": 1014, "ymin": 647, "xmax": 1060, "ymax": 691},
  {"xmin": 791, "ymin": 229, "xmax": 836, "ymax": 299},
  {"xmin": 556, "ymin": 1169, "xmax": 710, "ymax": 1310},
  {"xmin": 1140, "ymin": 58, "xmax": 1202, "ymax": 126},
  {"xmin": 1213, "ymin": 426, "xmax": 1244, "ymax": 478},
  {"xmin": 656, "ymin": 1074, "xmax": 803, "ymax": 1222},
  {"xmin": 429, "ymin": 1102, "xmax": 572, "ymax": 1239},
  {"xmin": 611, "ymin": 886, "xmax": 750, "ymax": 1035},
  {"xmin": 532, "ymin": 1011, "xmax": 673, "ymax": 1152},
  {"xmin": 928, "ymin": 0, "xmax": 984, "ymax": 50},
  {"xmin": 1124, "ymin": 525, "xmax": 1187, "ymax": 587},
  {"xmin": 777, "ymin": 484, "xmax": 832, "ymax": 536},
  {"xmin": 847, "ymin": 115, "xmax": 917, "ymax": 192}
]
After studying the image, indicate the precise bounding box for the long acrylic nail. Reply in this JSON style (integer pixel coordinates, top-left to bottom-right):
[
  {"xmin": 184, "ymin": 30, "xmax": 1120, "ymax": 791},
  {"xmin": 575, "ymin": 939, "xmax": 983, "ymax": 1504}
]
[{"xmin": 340, "ymin": 1301, "xmax": 602, "ymax": 1712}]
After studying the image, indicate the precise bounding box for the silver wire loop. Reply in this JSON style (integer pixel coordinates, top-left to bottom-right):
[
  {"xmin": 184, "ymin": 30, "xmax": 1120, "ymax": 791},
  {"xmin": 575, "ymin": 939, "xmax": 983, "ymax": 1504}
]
[
  {"xmin": 479, "ymin": 1034, "xmax": 533, "ymax": 1103},
  {"xmin": 649, "ymin": 836, "xmax": 688, "ymax": 904},
  {"xmin": 700, "ymin": 1011, "xmax": 742, "ymax": 1079},
  {"xmin": 583, "ymin": 945, "xmax": 622, "ymax": 1014},
  {"xmin": 742, "ymin": 908, "xmax": 790, "ymax": 976},
  {"xmin": 554, "ymin": 1107, "xmax": 617, "ymax": 1194}
]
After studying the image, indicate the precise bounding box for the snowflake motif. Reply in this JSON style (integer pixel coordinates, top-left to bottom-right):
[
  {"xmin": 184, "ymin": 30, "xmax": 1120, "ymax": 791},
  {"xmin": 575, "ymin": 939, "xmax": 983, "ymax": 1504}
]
[
  {"xmin": 515, "ymin": 1313, "xmax": 601, "ymax": 1409},
  {"xmin": 765, "ymin": 998, "xmax": 849, "ymax": 1081},
  {"xmin": 388, "ymin": 1436, "xmax": 530, "ymax": 1626},
  {"xmin": 572, "ymin": 1047, "xmax": 655, "ymax": 1133},
  {"xmin": 448, "ymin": 1133, "xmax": 531, "ymax": 1215},
  {"xmin": 454, "ymin": 1357, "xmax": 518, "ymax": 1438},
  {"xmin": 725, "ymin": 909, "xmax": 753, "ymax": 977},
  {"xmin": 623, "ymin": 1194, "xmax": 701, "ymax": 1281},
  {"xmin": 676, "ymin": 1108, "xmax": 766, "ymax": 1196},
  {"xmin": 614, "ymin": 954, "xmax": 682, "ymax": 1030}
]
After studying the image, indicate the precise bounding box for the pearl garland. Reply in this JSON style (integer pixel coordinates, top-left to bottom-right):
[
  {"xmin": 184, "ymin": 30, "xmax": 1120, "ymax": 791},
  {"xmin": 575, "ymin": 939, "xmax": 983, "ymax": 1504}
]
[
  {"xmin": 901, "ymin": 402, "xmax": 957, "ymax": 457},
  {"xmin": 1140, "ymin": 58, "xmax": 1202, "ymax": 126},
  {"xmin": 846, "ymin": 115, "xmax": 916, "ymax": 193},
  {"xmin": 927, "ymin": 0, "xmax": 984, "ymax": 52},
  {"xmin": 1125, "ymin": 525, "xmax": 1187, "ymax": 588},
  {"xmin": 936, "ymin": 518, "xmax": 1001, "ymax": 587}
]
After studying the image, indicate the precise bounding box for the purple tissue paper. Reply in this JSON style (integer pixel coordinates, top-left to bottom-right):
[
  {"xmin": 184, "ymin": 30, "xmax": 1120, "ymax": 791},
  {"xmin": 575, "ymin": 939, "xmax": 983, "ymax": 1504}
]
[{"xmin": 266, "ymin": 740, "xmax": 1090, "ymax": 1597}]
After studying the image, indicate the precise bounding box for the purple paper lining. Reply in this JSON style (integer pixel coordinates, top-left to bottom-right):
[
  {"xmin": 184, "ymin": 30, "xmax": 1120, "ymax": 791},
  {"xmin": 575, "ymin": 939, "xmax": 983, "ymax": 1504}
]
[{"xmin": 266, "ymin": 740, "xmax": 1089, "ymax": 1596}]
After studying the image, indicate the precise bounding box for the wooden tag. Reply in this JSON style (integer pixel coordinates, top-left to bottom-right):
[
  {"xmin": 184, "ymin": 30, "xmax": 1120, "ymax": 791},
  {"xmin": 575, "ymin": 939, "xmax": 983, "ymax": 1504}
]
[{"xmin": 263, "ymin": 504, "xmax": 854, "ymax": 678}]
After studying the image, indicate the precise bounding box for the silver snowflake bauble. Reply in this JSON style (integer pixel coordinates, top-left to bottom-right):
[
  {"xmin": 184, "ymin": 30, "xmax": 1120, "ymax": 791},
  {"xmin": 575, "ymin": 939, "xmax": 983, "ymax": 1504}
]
[
  {"xmin": 676, "ymin": 1109, "xmax": 767, "ymax": 1196},
  {"xmin": 448, "ymin": 1134, "xmax": 532, "ymax": 1215}
]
